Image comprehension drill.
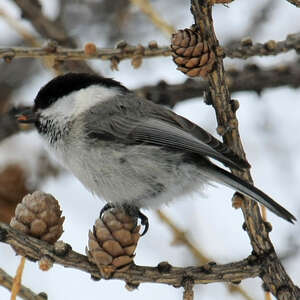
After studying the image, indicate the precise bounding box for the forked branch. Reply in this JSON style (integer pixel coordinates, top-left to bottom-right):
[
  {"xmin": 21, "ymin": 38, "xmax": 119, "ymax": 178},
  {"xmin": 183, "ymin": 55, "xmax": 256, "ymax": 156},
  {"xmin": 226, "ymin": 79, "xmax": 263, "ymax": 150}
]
[{"xmin": 190, "ymin": 1, "xmax": 299, "ymax": 299}]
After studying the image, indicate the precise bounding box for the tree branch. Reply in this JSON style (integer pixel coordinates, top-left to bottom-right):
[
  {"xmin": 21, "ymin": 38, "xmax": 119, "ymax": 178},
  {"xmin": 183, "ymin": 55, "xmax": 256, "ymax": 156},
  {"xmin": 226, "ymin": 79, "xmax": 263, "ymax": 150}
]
[
  {"xmin": 136, "ymin": 61, "xmax": 300, "ymax": 106},
  {"xmin": 190, "ymin": 1, "xmax": 300, "ymax": 299},
  {"xmin": 243, "ymin": 0, "xmax": 276, "ymax": 38},
  {"xmin": 225, "ymin": 0, "xmax": 278, "ymax": 47},
  {"xmin": 12, "ymin": 0, "xmax": 71, "ymax": 46},
  {"xmin": 130, "ymin": 0, "xmax": 175, "ymax": 36},
  {"xmin": 0, "ymin": 33, "xmax": 299, "ymax": 63},
  {"xmin": 12, "ymin": 0, "xmax": 95, "ymax": 73},
  {"xmin": 0, "ymin": 267, "xmax": 46, "ymax": 300},
  {"xmin": 225, "ymin": 33, "xmax": 300, "ymax": 59},
  {"xmin": 0, "ymin": 44, "xmax": 170, "ymax": 62},
  {"xmin": 0, "ymin": 222, "xmax": 261, "ymax": 287}
]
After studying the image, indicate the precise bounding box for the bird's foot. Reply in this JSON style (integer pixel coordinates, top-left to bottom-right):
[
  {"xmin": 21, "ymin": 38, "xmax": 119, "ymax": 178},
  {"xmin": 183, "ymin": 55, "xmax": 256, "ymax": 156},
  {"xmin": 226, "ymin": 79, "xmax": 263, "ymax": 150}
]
[
  {"xmin": 100, "ymin": 203, "xmax": 149, "ymax": 236},
  {"xmin": 99, "ymin": 203, "xmax": 115, "ymax": 218}
]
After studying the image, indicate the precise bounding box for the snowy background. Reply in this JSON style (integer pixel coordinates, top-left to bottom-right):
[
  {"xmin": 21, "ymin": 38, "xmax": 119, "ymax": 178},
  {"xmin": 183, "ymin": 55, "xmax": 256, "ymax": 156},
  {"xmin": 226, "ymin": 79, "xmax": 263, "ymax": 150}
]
[{"xmin": 0, "ymin": 0, "xmax": 299, "ymax": 299}]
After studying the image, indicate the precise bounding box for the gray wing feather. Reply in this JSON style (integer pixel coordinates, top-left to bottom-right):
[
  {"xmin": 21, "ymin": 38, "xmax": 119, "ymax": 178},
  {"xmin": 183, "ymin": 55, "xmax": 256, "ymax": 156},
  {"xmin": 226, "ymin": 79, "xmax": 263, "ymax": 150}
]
[
  {"xmin": 85, "ymin": 96, "xmax": 249, "ymax": 170},
  {"xmin": 110, "ymin": 118, "xmax": 242, "ymax": 169}
]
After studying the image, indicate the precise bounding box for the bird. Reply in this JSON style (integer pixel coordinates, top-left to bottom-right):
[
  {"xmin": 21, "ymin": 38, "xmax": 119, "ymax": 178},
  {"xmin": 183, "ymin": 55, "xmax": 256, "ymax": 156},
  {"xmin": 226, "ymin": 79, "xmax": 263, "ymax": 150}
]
[{"xmin": 17, "ymin": 72, "xmax": 296, "ymax": 234}]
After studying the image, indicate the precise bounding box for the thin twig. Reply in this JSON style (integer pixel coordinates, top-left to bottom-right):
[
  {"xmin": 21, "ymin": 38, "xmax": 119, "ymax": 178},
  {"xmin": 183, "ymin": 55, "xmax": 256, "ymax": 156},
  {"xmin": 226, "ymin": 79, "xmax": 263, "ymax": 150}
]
[
  {"xmin": 12, "ymin": 0, "xmax": 94, "ymax": 73},
  {"xmin": 156, "ymin": 210, "xmax": 209, "ymax": 264},
  {"xmin": 0, "ymin": 267, "xmax": 46, "ymax": 300},
  {"xmin": 0, "ymin": 222, "xmax": 261, "ymax": 286},
  {"xmin": 225, "ymin": 33, "xmax": 300, "ymax": 59},
  {"xmin": 0, "ymin": 44, "xmax": 170, "ymax": 61},
  {"xmin": 10, "ymin": 256, "xmax": 26, "ymax": 300},
  {"xmin": 0, "ymin": 8, "xmax": 60, "ymax": 74},
  {"xmin": 12, "ymin": 0, "xmax": 74, "ymax": 47},
  {"xmin": 228, "ymin": 284, "xmax": 256, "ymax": 300},
  {"xmin": 245, "ymin": 0, "xmax": 276, "ymax": 37},
  {"xmin": 136, "ymin": 61, "xmax": 300, "ymax": 106},
  {"xmin": 130, "ymin": 0, "xmax": 175, "ymax": 36},
  {"xmin": 183, "ymin": 279, "xmax": 194, "ymax": 300},
  {"xmin": 226, "ymin": 0, "xmax": 277, "ymax": 47},
  {"xmin": 0, "ymin": 8, "xmax": 39, "ymax": 46},
  {"xmin": 1, "ymin": 33, "xmax": 300, "ymax": 63}
]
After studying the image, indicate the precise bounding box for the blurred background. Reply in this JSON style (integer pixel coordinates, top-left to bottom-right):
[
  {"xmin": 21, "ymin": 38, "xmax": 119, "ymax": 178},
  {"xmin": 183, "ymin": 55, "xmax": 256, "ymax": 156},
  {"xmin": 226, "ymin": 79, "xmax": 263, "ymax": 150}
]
[{"xmin": 0, "ymin": 0, "xmax": 299, "ymax": 299}]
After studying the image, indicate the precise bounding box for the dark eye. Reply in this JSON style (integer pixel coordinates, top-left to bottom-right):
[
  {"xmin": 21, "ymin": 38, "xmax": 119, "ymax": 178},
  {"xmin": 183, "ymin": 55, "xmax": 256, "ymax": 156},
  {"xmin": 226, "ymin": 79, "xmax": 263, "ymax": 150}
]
[{"xmin": 119, "ymin": 104, "xmax": 127, "ymax": 113}]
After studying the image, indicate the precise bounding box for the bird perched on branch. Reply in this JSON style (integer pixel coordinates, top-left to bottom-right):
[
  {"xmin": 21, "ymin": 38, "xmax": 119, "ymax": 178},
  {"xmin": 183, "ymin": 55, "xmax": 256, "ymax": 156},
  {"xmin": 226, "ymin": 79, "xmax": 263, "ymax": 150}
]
[{"xmin": 17, "ymin": 73, "xmax": 296, "ymax": 234}]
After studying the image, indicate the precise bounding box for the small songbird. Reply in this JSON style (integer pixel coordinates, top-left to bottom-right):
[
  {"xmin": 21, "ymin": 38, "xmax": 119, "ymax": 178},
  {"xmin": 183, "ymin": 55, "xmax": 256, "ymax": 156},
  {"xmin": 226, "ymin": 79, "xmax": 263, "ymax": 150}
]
[{"xmin": 17, "ymin": 73, "xmax": 296, "ymax": 233}]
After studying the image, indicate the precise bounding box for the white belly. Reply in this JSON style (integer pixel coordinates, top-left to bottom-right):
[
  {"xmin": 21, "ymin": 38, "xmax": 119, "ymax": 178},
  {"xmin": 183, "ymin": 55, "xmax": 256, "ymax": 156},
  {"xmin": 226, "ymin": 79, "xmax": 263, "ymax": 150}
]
[{"xmin": 50, "ymin": 140, "xmax": 210, "ymax": 209}]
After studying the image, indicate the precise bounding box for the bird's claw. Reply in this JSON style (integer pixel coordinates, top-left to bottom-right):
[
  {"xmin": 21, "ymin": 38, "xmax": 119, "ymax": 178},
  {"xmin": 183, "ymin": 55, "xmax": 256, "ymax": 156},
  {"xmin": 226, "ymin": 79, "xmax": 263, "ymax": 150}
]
[
  {"xmin": 137, "ymin": 210, "xmax": 149, "ymax": 236},
  {"xmin": 99, "ymin": 203, "xmax": 115, "ymax": 219},
  {"xmin": 99, "ymin": 203, "xmax": 149, "ymax": 236}
]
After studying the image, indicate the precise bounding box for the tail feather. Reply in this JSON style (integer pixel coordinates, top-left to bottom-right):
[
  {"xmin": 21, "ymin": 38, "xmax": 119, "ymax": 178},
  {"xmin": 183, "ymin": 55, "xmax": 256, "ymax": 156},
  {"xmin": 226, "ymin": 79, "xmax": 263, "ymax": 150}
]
[{"xmin": 204, "ymin": 164, "xmax": 296, "ymax": 223}]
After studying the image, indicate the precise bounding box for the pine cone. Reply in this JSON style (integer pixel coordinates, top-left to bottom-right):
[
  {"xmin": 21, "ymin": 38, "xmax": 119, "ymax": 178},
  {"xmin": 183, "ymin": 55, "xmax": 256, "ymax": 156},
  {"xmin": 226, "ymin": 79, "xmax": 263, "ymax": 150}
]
[
  {"xmin": 171, "ymin": 28, "xmax": 216, "ymax": 77},
  {"xmin": 10, "ymin": 191, "xmax": 64, "ymax": 244},
  {"xmin": 87, "ymin": 208, "xmax": 140, "ymax": 278}
]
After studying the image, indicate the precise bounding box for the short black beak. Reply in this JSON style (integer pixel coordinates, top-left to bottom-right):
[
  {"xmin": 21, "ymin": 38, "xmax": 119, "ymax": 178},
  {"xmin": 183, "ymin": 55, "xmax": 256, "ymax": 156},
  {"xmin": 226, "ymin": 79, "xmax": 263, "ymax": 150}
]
[{"xmin": 16, "ymin": 108, "xmax": 37, "ymax": 124}]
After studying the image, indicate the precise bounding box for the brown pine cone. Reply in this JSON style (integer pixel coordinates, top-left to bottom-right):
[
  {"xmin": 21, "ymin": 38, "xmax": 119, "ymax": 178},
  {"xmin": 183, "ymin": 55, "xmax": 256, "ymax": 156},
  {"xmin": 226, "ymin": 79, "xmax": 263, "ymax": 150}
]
[
  {"xmin": 10, "ymin": 191, "xmax": 64, "ymax": 244},
  {"xmin": 87, "ymin": 208, "xmax": 140, "ymax": 278},
  {"xmin": 171, "ymin": 28, "xmax": 216, "ymax": 77}
]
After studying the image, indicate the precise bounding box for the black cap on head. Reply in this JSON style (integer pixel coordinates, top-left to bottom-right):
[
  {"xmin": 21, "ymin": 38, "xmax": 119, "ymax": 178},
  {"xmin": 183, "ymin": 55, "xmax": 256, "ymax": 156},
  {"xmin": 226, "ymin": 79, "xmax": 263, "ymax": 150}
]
[{"xmin": 33, "ymin": 72, "xmax": 128, "ymax": 111}]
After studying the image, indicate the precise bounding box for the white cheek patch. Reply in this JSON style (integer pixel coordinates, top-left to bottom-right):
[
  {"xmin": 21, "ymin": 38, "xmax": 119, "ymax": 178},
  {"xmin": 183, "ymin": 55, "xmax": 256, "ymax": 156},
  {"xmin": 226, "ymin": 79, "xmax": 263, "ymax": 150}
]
[
  {"xmin": 39, "ymin": 94, "xmax": 75, "ymax": 125},
  {"xmin": 73, "ymin": 85, "xmax": 119, "ymax": 117}
]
